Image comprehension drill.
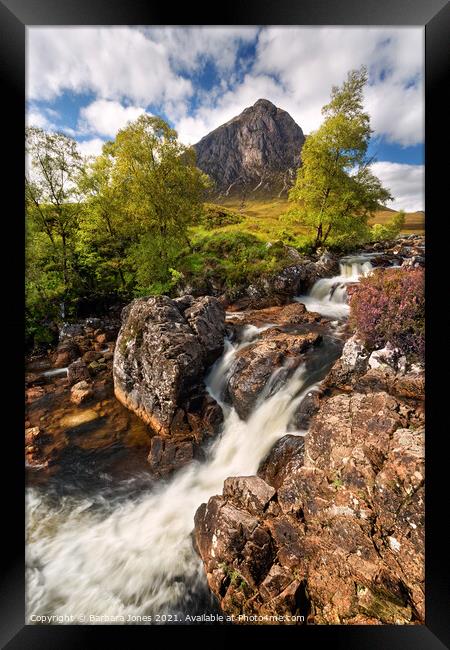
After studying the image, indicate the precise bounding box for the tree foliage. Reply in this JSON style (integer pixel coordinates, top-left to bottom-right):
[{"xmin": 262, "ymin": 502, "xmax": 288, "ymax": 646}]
[
  {"xmin": 25, "ymin": 117, "xmax": 211, "ymax": 345},
  {"xmin": 370, "ymin": 211, "xmax": 406, "ymax": 241},
  {"xmin": 25, "ymin": 127, "xmax": 84, "ymax": 323},
  {"xmin": 289, "ymin": 67, "xmax": 392, "ymax": 249},
  {"xmin": 107, "ymin": 115, "xmax": 210, "ymax": 291}
]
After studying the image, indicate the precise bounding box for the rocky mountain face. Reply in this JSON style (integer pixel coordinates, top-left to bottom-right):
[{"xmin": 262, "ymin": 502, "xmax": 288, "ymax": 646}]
[{"xmin": 193, "ymin": 99, "xmax": 305, "ymax": 198}]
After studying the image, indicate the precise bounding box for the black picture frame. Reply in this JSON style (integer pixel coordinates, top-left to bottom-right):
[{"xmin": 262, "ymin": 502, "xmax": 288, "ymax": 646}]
[{"xmin": 1, "ymin": 1, "xmax": 448, "ymax": 647}]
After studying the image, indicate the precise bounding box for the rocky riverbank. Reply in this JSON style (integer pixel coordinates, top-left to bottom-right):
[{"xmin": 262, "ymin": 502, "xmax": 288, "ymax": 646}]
[
  {"xmin": 193, "ymin": 335, "xmax": 425, "ymax": 624},
  {"xmin": 25, "ymin": 235, "xmax": 425, "ymax": 625}
]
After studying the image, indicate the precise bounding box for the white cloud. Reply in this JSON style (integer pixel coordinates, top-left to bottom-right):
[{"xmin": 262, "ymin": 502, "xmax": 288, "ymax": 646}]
[
  {"xmin": 372, "ymin": 161, "xmax": 424, "ymax": 212},
  {"xmin": 26, "ymin": 108, "xmax": 52, "ymax": 129},
  {"xmin": 27, "ymin": 27, "xmax": 192, "ymax": 106},
  {"xmin": 259, "ymin": 27, "xmax": 424, "ymax": 145},
  {"xmin": 79, "ymin": 99, "xmax": 150, "ymax": 138},
  {"xmin": 174, "ymin": 27, "xmax": 423, "ymax": 147},
  {"xmin": 175, "ymin": 73, "xmax": 283, "ymax": 145},
  {"xmin": 145, "ymin": 26, "xmax": 259, "ymax": 74},
  {"xmin": 27, "ymin": 26, "xmax": 424, "ymax": 150},
  {"xmin": 76, "ymin": 138, "xmax": 106, "ymax": 159}
]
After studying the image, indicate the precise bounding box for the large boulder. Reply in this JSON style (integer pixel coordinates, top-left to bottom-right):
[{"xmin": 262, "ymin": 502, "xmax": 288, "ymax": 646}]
[
  {"xmin": 113, "ymin": 295, "xmax": 226, "ymax": 442},
  {"xmin": 194, "ymin": 373, "xmax": 425, "ymax": 624},
  {"xmin": 226, "ymin": 330, "xmax": 322, "ymax": 419},
  {"xmin": 226, "ymin": 301, "xmax": 324, "ymax": 328}
]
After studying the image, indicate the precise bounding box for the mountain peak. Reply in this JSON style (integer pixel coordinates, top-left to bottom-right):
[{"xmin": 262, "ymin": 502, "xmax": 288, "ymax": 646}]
[
  {"xmin": 193, "ymin": 100, "xmax": 305, "ymax": 198},
  {"xmin": 252, "ymin": 98, "xmax": 277, "ymax": 109}
]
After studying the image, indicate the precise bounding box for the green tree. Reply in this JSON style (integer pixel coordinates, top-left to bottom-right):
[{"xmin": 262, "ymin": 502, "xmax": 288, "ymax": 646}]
[
  {"xmin": 108, "ymin": 115, "xmax": 210, "ymax": 292},
  {"xmin": 289, "ymin": 67, "xmax": 392, "ymax": 249},
  {"xmin": 370, "ymin": 210, "xmax": 406, "ymax": 241},
  {"xmin": 25, "ymin": 127, "xmax": 83, "ymax": 313},
  {"xmin": 76, "ymin": 143, "xmax": 131, "ymax": 294}
]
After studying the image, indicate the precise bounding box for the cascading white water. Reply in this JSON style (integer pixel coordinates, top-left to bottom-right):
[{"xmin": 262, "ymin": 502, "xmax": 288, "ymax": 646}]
[
  {"xmin": 26, "ymin": 324, "xmax": 317, "ymax": 624},
  {"xmin": 295, "ymin": 256, "xmax": 373, "ymax": 319}
]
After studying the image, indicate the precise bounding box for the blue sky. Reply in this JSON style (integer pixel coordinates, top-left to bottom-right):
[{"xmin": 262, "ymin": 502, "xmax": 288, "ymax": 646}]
[{"xmin": 26, "ymin": 27, "xmax": 424, "ymax": 211}]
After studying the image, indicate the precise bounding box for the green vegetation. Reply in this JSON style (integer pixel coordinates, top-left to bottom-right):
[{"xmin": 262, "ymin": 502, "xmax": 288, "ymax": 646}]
[
  {"xmin": 288, "ymin": 67, "xmax": 392, "ymax": 250},
  {"xmin": 218, "ymin": 562, "xmax": 250, "ymax": 592},
  {"xmin": 25, "ymin": 117, "xmax": 209, "ymax": 346},
  {"xmin": 200, "ymin": 203, "xmax": 244, "ymax": 230},
  {"xmin": 179, "ymin": 231, "xmax": 295, "ymax": 296},
  {"xmin": 370, "ymin": 211, "xmax": 405, "ymax": 241},
  {"xmin": 25, "ymin": 69, "xmax": 421, "ymax": 349}
]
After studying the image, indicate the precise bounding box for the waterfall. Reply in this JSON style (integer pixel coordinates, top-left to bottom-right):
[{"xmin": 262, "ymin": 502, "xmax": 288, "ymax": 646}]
[
  {"xmin": 26, "ymin": 325, "xmax": 326, "ymax": 624},
  {"xmin": 26, "ymin": 250, "xmax": 366, "ymax": 625},
  {"xmin": 295, "ymin": 255, "xmax": 373, "ymax": 319}
]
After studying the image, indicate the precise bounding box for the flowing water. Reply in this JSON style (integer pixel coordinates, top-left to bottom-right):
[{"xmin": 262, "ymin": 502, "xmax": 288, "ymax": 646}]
[
  {"xmin": 25, "ymin": 256, "xmax": 372, "ymax": 625},
  {"xmin": 295, "ymin": 255, "xmax": 373, "ymax": 319}
]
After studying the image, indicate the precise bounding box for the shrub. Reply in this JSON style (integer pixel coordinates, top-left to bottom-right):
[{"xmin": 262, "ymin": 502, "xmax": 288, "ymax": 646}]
[
  {"xmin": 349, "ymin": 267, "xmax": 424, "ymax": 360},
  {"xmin": 179, "ymin": 231, "xmax": 292, "ymax": 291},
  {"xmin": 200, "ymin": 203, "xmax": 244, "ymax": 229},
  {"xmin": 370, "ymin": 211, "xmax": 405, "ymax": 242}
]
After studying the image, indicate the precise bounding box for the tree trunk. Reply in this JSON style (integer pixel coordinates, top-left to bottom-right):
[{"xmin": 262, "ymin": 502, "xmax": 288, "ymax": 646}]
[
  {"xmin": 314, "ymin": 223, "xmax": 323, "ymax": 249},
  {"xmin": 61, "ymin": 231, "xmax": 68, "ymax": 291},
  {"xmin": 322, "ymin": 223, "xmax": 333, "ymax": 245}
]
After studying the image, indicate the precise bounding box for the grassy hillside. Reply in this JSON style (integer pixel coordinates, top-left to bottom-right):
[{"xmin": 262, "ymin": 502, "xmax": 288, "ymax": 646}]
[
  {"xmin": 369, "ymin": 210, "xmax": 425, "ymax": 234},
  {"xmin": 212, "ymin": 198, "xmax": 424, "ymax": 237}
]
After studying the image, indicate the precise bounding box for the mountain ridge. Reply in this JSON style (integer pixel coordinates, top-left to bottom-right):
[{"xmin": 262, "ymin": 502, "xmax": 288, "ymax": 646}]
[{"xmin": 193, "ymin": 99, "xmax": 305, "ymax": 198}]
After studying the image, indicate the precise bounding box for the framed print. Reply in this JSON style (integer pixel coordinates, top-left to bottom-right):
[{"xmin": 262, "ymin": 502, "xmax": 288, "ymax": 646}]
[{"xmin": 1, "ymin": 0, "xmax": 449, "ymax": 647}]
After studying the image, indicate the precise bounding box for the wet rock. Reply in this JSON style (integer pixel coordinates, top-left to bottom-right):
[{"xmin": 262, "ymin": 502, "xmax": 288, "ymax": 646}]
[
  {"xmin": 70, "ymin": 380, "xmax": 94, "ymax": 406},
  {"xmin": 25, "ymin": 373, "xmax": 47, "ymax": 387},
  {"xmin": 258, "ymin": 435, "xmax": 305, "ymax": 489},
  {"xmin": 53, "ymin": 339, "xmax": 80, "ymax": 368},
  {"xmin": 227, "ymin": 331, "xmax": 321, "ymax": 419},
  {"xmin": 25, "ymin": 426, "xmax": 43, "ymax": 446},
  {"xmin": 26, "ymin": 386, "xmax": 47, "ymax": 403},
  {"xmin": 227, "ymin": 301, "xmax": 324, "ymax": 328},
  {"xmin": 290, "ymin": 390, "xmax": 321, "ymax": 430},
  {"xmin": 113, "ymin": 294, "xmax": 225, "ymax": 445},
  {"xmin": 82, "ymin": 350, "xmax": 102, "ymax": 364},
  {"xmin": 194, "ymin": 495, "xmax": 275, "ymax": 592},
  {"xmin": 87, "ymin": 360, "xmax": 103, "ymax": 375},
  {"xmin": 67, "ymin": 359, "xmax": 90, "ymax": 386},
  {"xmin": 194, "ymin": 385, "xmax": 424, "ymax": 625},
  {"xmin": 147, "ymin": 436, "xmax": 195, "ymax": 477}
]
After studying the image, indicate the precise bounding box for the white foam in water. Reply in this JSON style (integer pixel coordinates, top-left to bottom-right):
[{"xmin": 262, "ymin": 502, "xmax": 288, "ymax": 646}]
[
  {"xmin": 26, "ymin": 332, "xmax": 316, "ymax": 623},
  {"xmin": 25, "ymin": 254, "xmax": 366, "ymax": 623},
  {"xmin": 295, "ymin": 256, "xmax": 373, "ymax": 319},
  {"xmin": 42, "ymin": 367, "xmax": 68, "ymax": 378}
]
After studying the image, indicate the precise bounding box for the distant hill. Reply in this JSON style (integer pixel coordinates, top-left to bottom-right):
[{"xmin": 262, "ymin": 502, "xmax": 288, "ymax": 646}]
[{"xmin": 193, "ymin": 99, "xmax": 305, "ymax": 198}]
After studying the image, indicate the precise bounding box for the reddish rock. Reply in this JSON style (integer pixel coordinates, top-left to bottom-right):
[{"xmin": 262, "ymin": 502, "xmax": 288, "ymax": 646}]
[
  {"xmin": 67, "ymin": 359, "xmax": 90, "ymax": 386},
  {"xmin": 194, "ymin": 387, "xmax": 424, "ymax": 625},
  {"xmin": 147, "ymin": 436, "xmax": 195, "ymax": 477},
  {"xmin": 227, "ymin": 331, "xmax": 321, "ymax": 419},
  {"xmin": 82, "ymin": 350, "xmax": 102, "ymax": 364},
  {"xmin": 26, "ymin": 386, "xmax": 45, "ymax": 402},
  {"xmin": 227, "ymin": 302, "xmax": 324, "ymax": 328},
  {"xmin": 53, "ymin": 339, "xmax": 80, "ymax": 368},
  {"xmin": 70, "ymin": 380, "xmax": 94, "ymax": 405}
]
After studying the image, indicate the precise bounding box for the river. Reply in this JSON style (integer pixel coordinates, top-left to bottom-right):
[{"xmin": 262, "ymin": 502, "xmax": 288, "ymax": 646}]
[{"xmin": 26, "ymin": 255, "xmax": 373, "ymax": 624}]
